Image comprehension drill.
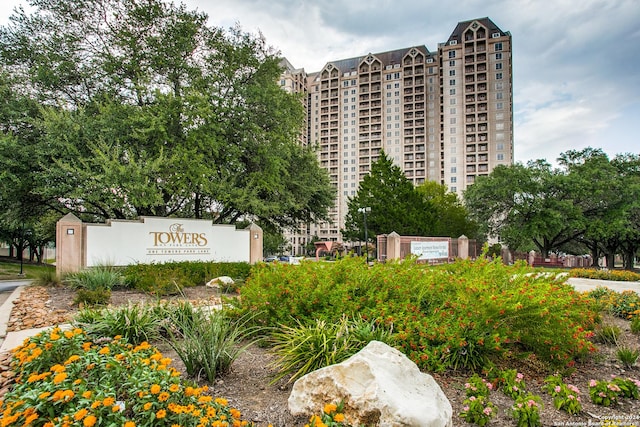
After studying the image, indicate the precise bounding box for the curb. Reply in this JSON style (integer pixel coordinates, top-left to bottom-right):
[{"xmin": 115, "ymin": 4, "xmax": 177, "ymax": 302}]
[{"xmin": 0, "ymin": 286, "xmax": 24, "ymax": 339}]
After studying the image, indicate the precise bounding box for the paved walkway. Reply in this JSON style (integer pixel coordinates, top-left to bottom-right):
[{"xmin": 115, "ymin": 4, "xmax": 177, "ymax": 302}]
[{"xmin": 0, "ymin": 278, "xmax": 637, "ymax": 354}]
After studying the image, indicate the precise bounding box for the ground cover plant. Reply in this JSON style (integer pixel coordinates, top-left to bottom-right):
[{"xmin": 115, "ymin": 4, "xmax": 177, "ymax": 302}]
[
  {"xmin": 570, "ymin": 268, "xmax": 640, "ymax": 282},
  {"xmin": 238, "ymin": 256, "xmax": 600, "ymax": 372}
]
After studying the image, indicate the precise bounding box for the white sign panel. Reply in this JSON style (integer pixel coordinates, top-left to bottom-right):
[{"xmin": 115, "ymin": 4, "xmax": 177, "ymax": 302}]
[
  {"xmin": 84, "ymin": 217, "xmax": 250, "ymax": 266},
  {"xmin": 410, "ymin": 240, "xmax": 449, "ymax": 260}
]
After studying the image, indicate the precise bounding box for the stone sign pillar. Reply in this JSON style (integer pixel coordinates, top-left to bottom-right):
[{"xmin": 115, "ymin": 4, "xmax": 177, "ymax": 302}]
[
  {"xmin": 386, "ymin": 232, "xmax": 401, "ymax": 261},
  {"xmin": 247, "ymin": 223, "xmax": 263, "ymax": 264},
  {"xmin": 458, "ymin": 235, "xmax": 469, "ymax": 259},
  {"xmin": 56, "ymin": 213, "xmax": 84, "ymax": 276}
]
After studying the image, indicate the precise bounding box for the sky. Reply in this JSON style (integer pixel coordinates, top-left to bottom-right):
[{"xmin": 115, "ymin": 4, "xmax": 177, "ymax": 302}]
[{"xmin": 2, "ymin": 0, "xmax": 639, "ymax": 165}]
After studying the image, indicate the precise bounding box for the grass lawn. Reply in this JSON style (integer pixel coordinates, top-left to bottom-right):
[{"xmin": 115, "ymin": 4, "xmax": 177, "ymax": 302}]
[{"xmin": 0, "ymin": 258, "xmax": 54, "ymax": 280}]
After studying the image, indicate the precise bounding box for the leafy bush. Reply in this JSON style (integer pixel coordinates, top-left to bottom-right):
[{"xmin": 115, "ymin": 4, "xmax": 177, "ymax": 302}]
[
  {"xmin": 571, "ymin": 268, "xmax": 640, "ymax": 282},
  {"xmin": 1, "ymin": 327, "xmax": 251, "ymax": 426},
  {"xmin": 73, "ymin": 288, "xmax": 111, "ymax": 306},
  {"xmin": 542, "ymin": 374, "xmax": 582, "ymax": 415},
  {"xmin": 73, "ymin": 304, "xmax": 163, "ymax": 344},
  {"xmin": 511, "ymin": 393, "xmax": 543, "ymax": 427},
  {"xmin": 238, "ymin": 257, "xmax": 599, "ymax": 371},
  {"xmin": 269, "ymin": 315, "xmax": 395, "ymax": 384},
  {"xmin": 123, "ymin": 261, "xmax": 251, "ymax": 295},
  {"xmin": 163, "ymin": 303, "xmax": 256, "ymax": 383}
]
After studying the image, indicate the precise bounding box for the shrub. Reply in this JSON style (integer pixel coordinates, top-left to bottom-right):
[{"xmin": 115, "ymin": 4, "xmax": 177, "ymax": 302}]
[
  {"xmin": 1, "ymin": 327, "xmax": 251, "ymax": 426},
  {"xmin": 571, "ymin": 268, "xmax": 640, "ymax": 282},
  {"xmin": 610, "ymin": 376, "xmax": 640, "ymax": 399},
  {"xmin": 269, "ymin": 315, "xmax": 395, "ymax": 384},
  {"xmin": 459, "ymin": 395, "xmax": 496, "ymax": 426},
  {"xmin": 163, "ymin": 303, "xmax": 256, "ymax": 383},
  {"xmin": 511, "ymin": 393, "xmax": 543, "ymax": 427},
  {"xmin": 631, "ymin": 316, "xmax": 640, "ymax": 334},
  {"xmin": 73, "ymin": 304, "xmax": 163, "ymax": 345},
  {"xmin": 499, "ymin": 369, "xmax": 527, "ymax": 399},
  {"xmin": 589, "ymin": 379, "xmax": 620, "ymax": 406},
  {"xmin": 542, "ymin": 374, "xmax": 582, "ymax": 415},
  {"xmin": 238, "ymin": 257, "xmax": 599, "ymax": 371},
  {"xmin": 73, "ymin": 288, "xmax": 111, "ymax": 306},
  {"xmin": 123, "ymin": 261, "xmax": 252, "ymax": 295}
]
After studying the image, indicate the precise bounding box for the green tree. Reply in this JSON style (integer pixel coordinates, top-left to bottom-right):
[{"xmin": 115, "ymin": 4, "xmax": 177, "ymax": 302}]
[
  {"xmin": 342, "ymin": 152, "xmax": 435, "ymax": 243},
  {"xmin": 0, "ymin": 0, "xmax": 333, "ymax": 228},
  {"xmin": 464, "ymin": 160, "xmax": 585, "ymax": 258},
  {"xmin": 416, "ymin": 181, "xmax": 478, "ymax": 238}
]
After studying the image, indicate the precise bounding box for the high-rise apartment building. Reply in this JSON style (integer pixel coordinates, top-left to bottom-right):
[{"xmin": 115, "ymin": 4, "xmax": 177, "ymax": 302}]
[{"xmin": 283, "ymin": 17, "xmax": 512, "ymax": 254}]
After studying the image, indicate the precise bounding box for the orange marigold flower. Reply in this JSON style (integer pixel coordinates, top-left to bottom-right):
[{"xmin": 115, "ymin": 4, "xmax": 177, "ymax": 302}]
[
  {"xmin": 158, "ymin": 392, "xmax": 170, "ymax": 402},
  {"xmin": 98, "ymin": 346, "xmax": 110, "ymax": 355},
  {"xmin": 103, "ymin": 397, "xmax": 115, "ymax": 406},
  {"xmin": 64, "ymin": 331, "xmax": 74, "ymax": 339},
  {"xmin": 334, "ymin": 413, "xmax": 345, "ymax": 422},
  {"xmin": 74, "ymin": 408, "xmax": 88, "ymax": 421},
  {"xmin": 143, "ymin": 402, "xmax": 153, "ymax": 411},
  {"xmin": 230, "ymin": 408, "xmax": 241, "ymax": 419},
  {"xmin": 169, "ymin": 384, "xmax": 180, "ymax": 393},
  {"xmin": 150, "ymin": 384, "xmax": 161, "ymax": 394},
  {"xmin": 156, "ymin": 409, "xmax": 167, "ymax": 419},
  {"xmin": 323, "ymin": 403, "xmax": 337, "ymax": 414},
  {"xmin": 124, "ymin": 422, "xmax": 135, "ymax": 427},
  {"xmin": 82, "ymin": 391, "xmax": 92, "ymax": 399},
  {"xmin": 214, "ymin": 397, "xmax": 228, "ymax": 406},
  {"xmin": 53, "ymin": 373, "xmax": 68, "ymax": 384},
  {"xmin": 83, "ymin": 415, "xmax": 97, "ymax": 427},
  {"xmin": 82, "ymin": 342, "xmax": 92, "ymax": 351},
  {"xmin": 65, "ymin": 355, "xmax": 81, "ymax": 364},
  {"xmin": 39, "ymin": 391, "xmax": 51, "ymax": 399},
  {"xmin": 50, "ymin": 364, "xmax": 66, "ymax": 373}
]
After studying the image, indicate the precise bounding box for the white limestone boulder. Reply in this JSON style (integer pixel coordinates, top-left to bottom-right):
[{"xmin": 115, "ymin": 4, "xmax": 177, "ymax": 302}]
[
  {"xmin": 205, "ymin": 276, "xmax": 234, "ymax": 288},
  {"xmin": 288, "ymin": 340, "xmax": 452, "ymax": 427}
]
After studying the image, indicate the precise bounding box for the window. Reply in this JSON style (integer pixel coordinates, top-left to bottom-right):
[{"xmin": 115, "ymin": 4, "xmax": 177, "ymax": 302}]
[
  {"xmin": 451, "ymin": 177, "xmax": 457, "ymax": 183},
  {"xmin": 450, "ymin": 107, "xmax": 457, "ymax": 114},
  {"xmin": 450, "ymin": 79, "xmax": 456, "ymax": 86},
  {"xmin": 450, "ymin": 118, "xmax": 456, "ymax": 124},
  {"xmin": 450, "ymin": 98, "xmax": 457, "ymax": 105},
  {"xmin": 448, "ymin": 51, "xmax": 456, "ymax": 58},
  {"xmin": 494, "ymin": 42, "xmax": 503, "ymax": 51},
  {"xmin": 449, "ymin": 69, "xmax": 456, "ymax": 76},
  {"xmin": 496, "ymin": 112, "xmax": 504, "ymax": 120},
  {"xmin": 495, "ymin": 53, "xmax": 502, "ymax": 60},
  {"xmin": 451, "ymin": 186, "xmax": 457, "ymax": 192},
  {"xmin": 451, "ymin": 167, "xmax": 457, "ymax": 173},
  {"xmin": 496, "ymin": 123, "xmax": 504, "ymax": 130},
  {"xmin": 497, "ymin": 153, "xmax": 505, "ymax": 161},
  {"xmin": 496, "ymin": 82, "xmax": 503, "ymax": 90},
  {"xmin": 497, "ymin": 143, "xmax": 504, "ymax": 150},
  {"xmin": 496, "ymin": 92, "xmax": 503, "ymax": 100},
  {"xmin": 343, "ymin": 90, "xmax": 349, "ymax": 95},
  {"xmin": 449, "ymin": 60, "xmax": 456, "ymax": 67},
  {"xmin": 450, "ymin": 128, "xmax": 456, "ymax": 134},
  {"xmin": 496, "ymin": 72, "xmax": 503, "ymax": 80},
  {"xmin": 496, "ymin": 102, "xmax": 503, "ymax": 110},
  {"xmin": 450, "ymin": 88, "xmax": 456, "ymax": 95},
  {"xmin": 450, "ymin": 146, "xmax": 457, "ymax": 153},
  {"xmin": 386, "ymin": 84, "xmax": 392, "ymax": 89}
]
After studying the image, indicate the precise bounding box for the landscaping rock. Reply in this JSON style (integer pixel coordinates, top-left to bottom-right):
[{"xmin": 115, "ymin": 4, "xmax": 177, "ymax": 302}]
[
  {"xmin": 205, "ymin": 276, "xmax": 234, "ymax": 288},
  {"xmin": 288, "ymin": 341, "xmax": 453, "ymax": 427}
]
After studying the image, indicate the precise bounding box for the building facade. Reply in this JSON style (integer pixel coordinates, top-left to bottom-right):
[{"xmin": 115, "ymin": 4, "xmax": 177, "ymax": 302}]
[{"xmin": 284, "ymin": 17, "xmax": 512, "ymax": 254}]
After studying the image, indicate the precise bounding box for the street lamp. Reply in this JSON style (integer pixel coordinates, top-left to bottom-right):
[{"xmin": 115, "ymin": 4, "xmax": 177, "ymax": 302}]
[{"xmin": 357, "ymin": 207, "xmax": 371, "ymax": 261}]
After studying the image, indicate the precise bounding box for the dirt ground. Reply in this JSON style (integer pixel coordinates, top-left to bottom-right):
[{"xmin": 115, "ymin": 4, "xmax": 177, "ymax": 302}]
[{"xmin": 4, "ymin": 285, "xmax": 640, "ymax": 426}]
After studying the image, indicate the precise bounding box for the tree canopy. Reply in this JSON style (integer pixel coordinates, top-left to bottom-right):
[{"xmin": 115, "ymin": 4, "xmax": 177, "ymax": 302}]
[
  {"xmin": 0, "ymin": 0, "xmax": 334, "ymax": 239},
  {"xmin": 464, "ymin": 148, "xmax": 640, "ymax": 268},
  {"xmin": 342, "ymin": 152, "xmax": 476, "ymax": 243}
]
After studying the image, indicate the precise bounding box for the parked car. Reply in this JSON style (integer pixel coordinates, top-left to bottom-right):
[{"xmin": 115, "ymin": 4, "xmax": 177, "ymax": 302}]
[{"xmin": 264, "ymin": 255, "xmax": 277, "ymax": 262}]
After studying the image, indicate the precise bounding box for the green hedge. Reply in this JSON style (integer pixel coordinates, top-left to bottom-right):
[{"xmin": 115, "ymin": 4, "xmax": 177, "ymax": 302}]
[
  {"xmin": 237, "ymin": 257, "xmax": 599, "ymax": 372},
  {"xmin": 123, "ymin": 261, "xmax": 252, "ymax": 295}
]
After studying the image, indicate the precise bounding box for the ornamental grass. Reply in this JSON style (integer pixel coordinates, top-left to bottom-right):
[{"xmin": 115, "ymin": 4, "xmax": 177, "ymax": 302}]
[{"xmin": 0, "ymin": 327, "xmax": 251, "ymax": 427}]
